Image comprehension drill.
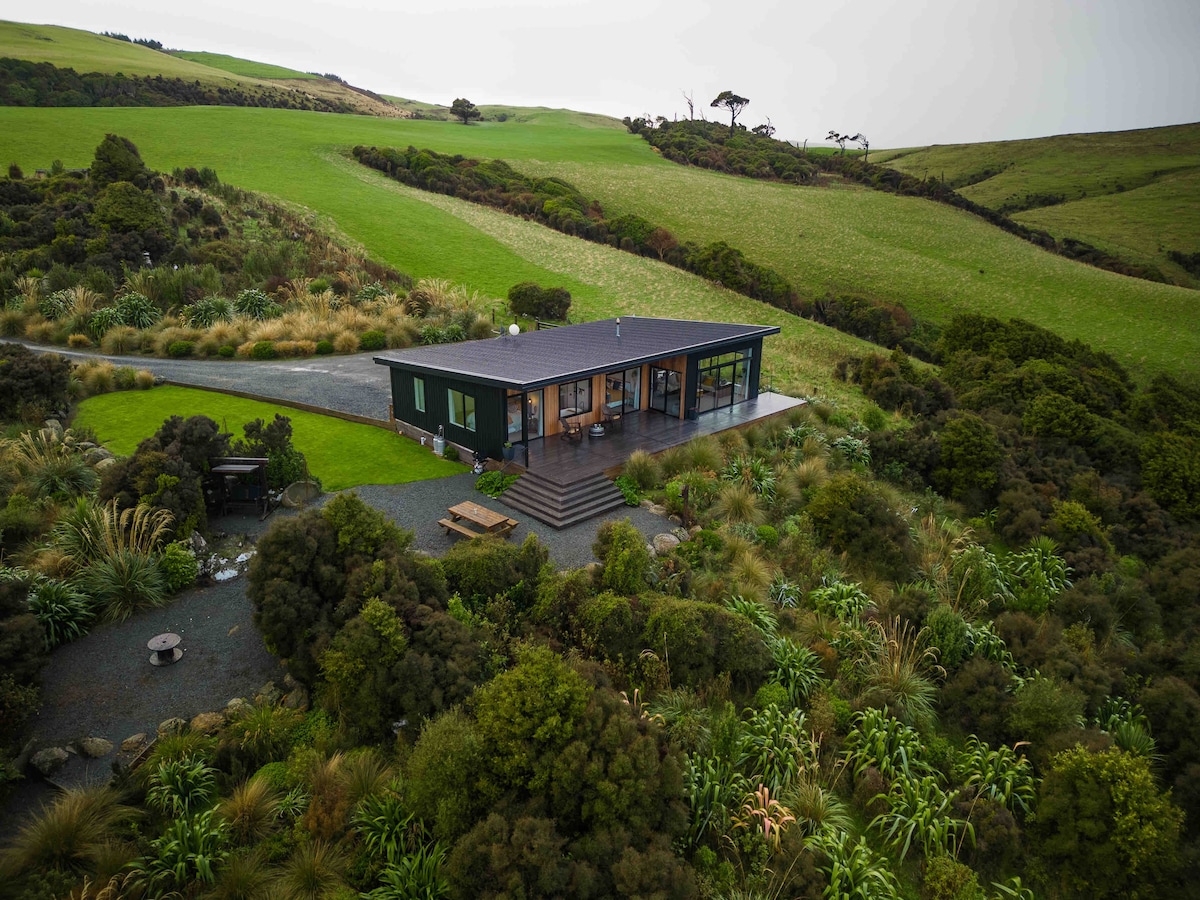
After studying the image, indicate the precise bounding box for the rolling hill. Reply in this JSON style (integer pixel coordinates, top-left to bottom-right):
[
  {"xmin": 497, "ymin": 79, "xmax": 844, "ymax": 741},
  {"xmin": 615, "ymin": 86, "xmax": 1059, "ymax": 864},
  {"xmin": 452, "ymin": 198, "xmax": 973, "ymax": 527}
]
[
  {"xmin": 876, "ymin": 123, "xmax": 1200, "ymax": 287},
  {"xmin": 1, "ymin": 22, "xmax": 1198, "ymax": 387},
  {"xmin": 0, "ymin": 21, "xmax": 406, "ymax": 117}
]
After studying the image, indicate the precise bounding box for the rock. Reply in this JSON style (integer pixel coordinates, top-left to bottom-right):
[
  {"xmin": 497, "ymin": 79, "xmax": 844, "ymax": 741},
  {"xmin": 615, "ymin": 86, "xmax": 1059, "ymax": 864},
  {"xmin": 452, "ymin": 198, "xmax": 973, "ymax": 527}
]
[
  {"xmin": 668, "ymin": 514, "xmax": 683, "ymax": 525},
  {"xmin": 93, "ymin": 457, "xmax": 116, "ymax": 473},
  {"xmin": 282, "ymin": 686, "xmax": 310, "ymax": 711},
  {"xmin": 31, "ymin": 747, "xmax": 70, "ymax": 776},
  {"xmin": 225, "ymin": 697, "xmax": 252, "ymax": 717},
  {"xmin": 639, "ymin": 499, "xmax": 655, "ymax": 509},
  {"xmin": 121, "ymin": 733, "xmax": 148, "ymax": 752},
  {"xmin": 78, "ymin": 441, "xmax": 97, "ymax": 451},
  {"xmin": 584, "ymin": 561, "xmax": 603, "ymax": 579},
  {"xmin": 689, "ymin": 525, "xmax": 704, "ymax": 537},
  {"xmin": 653, "ymin": 533, "xmax": 681, "ymax": 555},
  {"xmin": 43, "ymin": 419, "xmax": 64, "ymax": 438},
  {"xmin": 83, "ymin": 447, "xmax": 114, "ymax": 465},
  {"xmin": 79, "ymin": 737, "xmax": 113, "ymax": 758},
  {"xmin": 186, "ymin": 532, "xmax": 209, "ymax": 556},
  {"xmin": 672, "ymin": 527, "xmax": 691, "ymax": 541},
  {"xmin": 648, "ymin": 503, "xmax": 669, "ymax": 517},
  {"xmin": 255, "ymin": 681, "xmax": 282, "ymax": 706},
  {"xmin": 645, "ymin": 542, "xmax": 656, "ymax": 558},
  {"xmin": 283, "ymin": 673, "xmax": 298, "ymax": 690},
  {"xmin": 157, "ymin": 717, "xmax": 186, "ymax": 737},
  {"xmin": 189, "ymin": 711, "xmax": 225, "ymax": 735}
]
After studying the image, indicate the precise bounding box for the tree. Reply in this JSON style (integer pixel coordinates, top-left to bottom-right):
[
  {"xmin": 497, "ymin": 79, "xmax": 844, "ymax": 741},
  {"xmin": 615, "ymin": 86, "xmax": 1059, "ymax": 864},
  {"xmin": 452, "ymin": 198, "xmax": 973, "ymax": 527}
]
[
  {"xmin": 827, "ymin": 131, "xmax": 851, "ymax": 154},
  {"xmin": 90, "ymin": 133, "xmax": 150, "ymax": 189},
  {"xmin": 752, "ymin": 118, "xmax": 776, "ymax": 138},
  {"xmin": 450, "ymin": 98, "xmax": 480, "ymax": 125},
  {"xmin": 647, "ymin": 226, "xmax": 678, "ymax": 261},
  {"xmin": 710, "ymin": 91, "xmax": 749, "ymax": 135},
  {"xmin": 851, "ymin": 132, "xmax": 869, "ymax": 161}
]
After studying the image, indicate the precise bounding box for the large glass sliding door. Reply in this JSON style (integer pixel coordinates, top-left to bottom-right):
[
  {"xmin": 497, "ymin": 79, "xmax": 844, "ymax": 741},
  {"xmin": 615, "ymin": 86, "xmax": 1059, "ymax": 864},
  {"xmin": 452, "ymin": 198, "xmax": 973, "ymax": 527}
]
[
  {"xmin": 650, "ymin": 366, "xmax": 681, "ymax": 416},
  {"xmin": 696, "ymin": 349, "xmax": 752, "ymax": 413},
  {"xmin": 506, "ymin": 390, "xmax": 543, "ymax": 441},
  {"xmin": 605, "ymin": 366, "xmax": 641, "ymax": 414}
]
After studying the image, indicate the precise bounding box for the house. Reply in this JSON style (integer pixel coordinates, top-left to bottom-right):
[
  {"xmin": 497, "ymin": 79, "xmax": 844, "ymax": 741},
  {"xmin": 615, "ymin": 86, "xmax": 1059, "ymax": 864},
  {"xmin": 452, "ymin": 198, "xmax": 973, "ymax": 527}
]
[{"xmin": 374, "ymin": 316, "xmax": 782, "ymax": 461}]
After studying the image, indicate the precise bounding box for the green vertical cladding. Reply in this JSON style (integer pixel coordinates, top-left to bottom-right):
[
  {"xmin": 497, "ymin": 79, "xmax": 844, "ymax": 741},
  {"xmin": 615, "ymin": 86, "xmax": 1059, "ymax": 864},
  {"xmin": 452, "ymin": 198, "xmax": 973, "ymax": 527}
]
[{"xmin": 387, "ymin": 365, "xmax": 505, "ymax": 458}]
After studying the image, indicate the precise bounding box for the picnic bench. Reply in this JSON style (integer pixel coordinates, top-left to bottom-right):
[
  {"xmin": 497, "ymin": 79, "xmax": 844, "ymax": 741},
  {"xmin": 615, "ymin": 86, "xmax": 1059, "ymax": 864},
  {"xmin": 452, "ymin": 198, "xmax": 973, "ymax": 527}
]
[{"xmin": 439, "ymin": 501, "xmax": 518, "ymax": 539}]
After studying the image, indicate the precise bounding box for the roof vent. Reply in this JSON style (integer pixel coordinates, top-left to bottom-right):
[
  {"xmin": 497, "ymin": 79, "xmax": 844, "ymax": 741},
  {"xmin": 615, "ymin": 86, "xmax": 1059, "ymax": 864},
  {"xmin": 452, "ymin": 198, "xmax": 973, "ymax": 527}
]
[{"xmin": 616, "ymin": 317, "xmax": 620, "ymax": 339}]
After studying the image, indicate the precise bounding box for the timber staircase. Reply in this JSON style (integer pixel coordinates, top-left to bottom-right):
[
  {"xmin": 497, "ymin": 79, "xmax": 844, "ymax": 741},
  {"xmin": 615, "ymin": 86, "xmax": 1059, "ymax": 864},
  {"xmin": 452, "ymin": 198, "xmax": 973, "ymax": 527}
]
[{"xmin": 500, "ymin": 469, "xmax": 626, "ymax": 529}]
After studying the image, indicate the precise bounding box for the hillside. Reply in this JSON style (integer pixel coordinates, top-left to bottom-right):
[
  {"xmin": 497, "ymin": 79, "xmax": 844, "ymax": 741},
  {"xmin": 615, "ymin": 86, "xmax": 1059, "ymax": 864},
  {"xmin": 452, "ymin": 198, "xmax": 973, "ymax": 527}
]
[
  {"xmin": 0, "ymin": 21, "xmax": 405, "ymax": 117},
  {"xmin": 1, "ymin": 22, "xmax": 1198, "ymax": 383},
  {"xmin": 877, "ymin": 123, "xmax": 1200, "ymax": 287},
  {"xmin": 2, "ymin": 105, "xmax": 1197, "ymax": 383}
]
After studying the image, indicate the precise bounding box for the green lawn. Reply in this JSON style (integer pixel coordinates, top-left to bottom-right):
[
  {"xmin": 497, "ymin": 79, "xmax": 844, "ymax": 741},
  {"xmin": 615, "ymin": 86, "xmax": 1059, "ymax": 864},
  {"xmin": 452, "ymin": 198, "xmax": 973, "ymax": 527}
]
[
  {"xmin": 0, "ymin": 98, "xmax": 1197, "ymax": 383},
  {"xmin": 72, "ymin": 386, "xmax": 466, "ymax": 491},
  {"xmin": 168, "ymin": 50, "xmax": 318, "ymax": 80}
]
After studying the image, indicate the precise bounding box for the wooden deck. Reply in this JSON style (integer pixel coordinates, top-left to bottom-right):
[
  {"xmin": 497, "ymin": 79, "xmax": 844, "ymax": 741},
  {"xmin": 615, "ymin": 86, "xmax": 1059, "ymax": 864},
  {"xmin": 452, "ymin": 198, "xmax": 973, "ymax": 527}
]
[{"xmin": 517, "ymin": 392, "xmax": 804, "ymax": 487}]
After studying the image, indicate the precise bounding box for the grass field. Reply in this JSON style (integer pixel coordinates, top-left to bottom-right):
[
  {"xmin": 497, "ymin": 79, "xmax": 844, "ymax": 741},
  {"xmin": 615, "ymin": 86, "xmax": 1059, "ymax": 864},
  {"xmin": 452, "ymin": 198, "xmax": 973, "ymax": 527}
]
[
  {"xmin": 878, "ymin": 123, "xmax": 1200, "ymax": 285},
  {"xmin": 1, "ymin": 31, "xmax": 1198, "ymax": 385},
  {"xmin": 72, "ymin": 386, "xmax": 466, "ymax": 491},
  {"xmin": 169, "ymin": 50, "xmax": 318, "ymax": 80},
  {"xmin": 0, "ymin": 21, "xmax": 247, "ymax": 83}
]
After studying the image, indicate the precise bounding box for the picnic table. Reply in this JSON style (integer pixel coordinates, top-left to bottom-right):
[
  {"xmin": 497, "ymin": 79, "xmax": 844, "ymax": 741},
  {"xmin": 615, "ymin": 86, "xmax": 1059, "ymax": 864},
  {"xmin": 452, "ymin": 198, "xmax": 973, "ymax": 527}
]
[{"xmin": 439, "ymin": 501, "xmax": 518, "ymax": 539}]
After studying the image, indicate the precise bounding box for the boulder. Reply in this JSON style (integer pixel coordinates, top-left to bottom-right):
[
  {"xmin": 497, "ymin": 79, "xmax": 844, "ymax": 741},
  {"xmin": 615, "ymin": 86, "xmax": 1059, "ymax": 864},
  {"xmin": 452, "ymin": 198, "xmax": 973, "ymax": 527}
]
[
  {"xmin": 225, "ymin": 697, "xmax": 252, "ymax": 717},
  {"xmin": 93, "ymin": 457, "xmax": 117, "ymax": 473},
  {"xmin": 79, "ymin": 737, "xmax": 113, "ymax": 758},
  {"xmin": 31, "ymin": 747, "xmax": 70, "ymax": 776},
  {"xmin": 157, "ymin": 717, "xmax": 186, "ymax": 737},
  {"xmin": 689, "ymin": 525, "xmax": 704, "ymax": 538},
  {"xmin": 43, "ymin": 419, "xmax": 64, "ymax": 438},
  {"xmin": 83, "ymin": 447, "xmax": 114, "ymax": 465},
  {"xmin": 647, "ymin": 503, "xmax": 669, "ymax": 518},
  {"xmin": 672, "ymin": 527, "xmax": 691, "ymax": 542},
  {"xmin": 653, "ymin": 533, "xmax": 681, "ymax": 555},
  {"xmin": 189, "ymin": 711, "xmax": 225, "ymax": 735},
  {"xmin": 121, "ymin": 733, "xmax": 148, "ymax": 752},
  {"xmin": 282, "ymin": 686, "xmax": 310, "ymax": 711},
  {"xmin": 186, "ymin": 532, "xmax": 209, "ymax": 556},
  {"xmin": 255, "ymin": 681, "xmax": 282, "ymax": 706}
]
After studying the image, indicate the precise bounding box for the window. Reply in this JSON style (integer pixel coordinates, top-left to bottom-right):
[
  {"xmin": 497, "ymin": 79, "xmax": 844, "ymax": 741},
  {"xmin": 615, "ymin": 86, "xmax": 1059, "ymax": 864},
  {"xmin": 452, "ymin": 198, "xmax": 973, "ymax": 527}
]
[
  {"xmin": 448, "ymin": 388, "xmax": 476, "ymax": 432},
  {"xmin": 558, "ymin": 378, "xmax": 592, "ymax": 414},
  {"xmin": 413, "ymin": 377, "xmax": 425, "ymax": 412}
]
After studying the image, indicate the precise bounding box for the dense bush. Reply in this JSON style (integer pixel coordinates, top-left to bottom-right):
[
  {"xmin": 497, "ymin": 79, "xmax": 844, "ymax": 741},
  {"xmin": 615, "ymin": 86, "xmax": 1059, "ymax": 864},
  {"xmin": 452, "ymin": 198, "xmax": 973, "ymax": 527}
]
[
  {"xmin": 506, "ymin": 282, "xmax": 572, "ymax": 320},
  {"xmin": 0, "ymin": 344, "xmax": 70, "ymax": 420}
]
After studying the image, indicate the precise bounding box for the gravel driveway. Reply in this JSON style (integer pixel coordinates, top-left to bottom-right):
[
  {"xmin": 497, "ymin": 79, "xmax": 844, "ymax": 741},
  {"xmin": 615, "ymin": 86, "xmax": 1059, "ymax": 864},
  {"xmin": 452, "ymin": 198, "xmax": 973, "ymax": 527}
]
[{"xmin": 5, "ymin": 338, "xmax": 392, "ymax": 421}]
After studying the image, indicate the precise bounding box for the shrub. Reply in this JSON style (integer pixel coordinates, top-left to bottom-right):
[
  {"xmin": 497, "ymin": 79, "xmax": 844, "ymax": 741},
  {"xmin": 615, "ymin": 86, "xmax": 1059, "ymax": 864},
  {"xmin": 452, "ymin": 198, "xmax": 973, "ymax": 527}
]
[
  {"xmin": 67, "ymin": 333, "xmax": 91, "ymax": 348},
  {"xmin": 506, "ymin": 282, "xmax": 572, "ymax": 320},
  {"xmin": 333, "ymin": 330, "xmax": 360, "ymax": 353},
  {"xmin": 159, "ymin": 542, "xmax": 199, "ymax": 593},
  {"xmin": 593, "ymin": 519, "xmax": 651, "ymax": 595},
  {"xmin": 250, "ymin": 340, "xmax": 277, "ymax": 360},
  {"xmin": 26, "ymin": 577, "xmax": 94, "ymax": 648},
  {"xmin": 623, "ymin": 449, "xmax": 660, "ymax": 491},
  {"xmin": 475, "ymin": 471, "xmax": 519, "ymax": 497},
  {"xmin": 79, "ymin": 548, "xmax": 169, "ymax": 622},
  {"xmin": 167, "ymin": 340, "xmax": 194, "ymax": 358},
  {"xmin": 443, "ymin": 445, "xmax": 459, "ymax": 462},
  {"xmin": 134, "ymin": 369, "xmax": 156, "ymax": 388},
  {"xmin": 359, "ymin": 330, "xmax": 386, "ymax": 351},
  {"xmin": 218, "ymin": 345, "xmax": 236, "ymax": 358},
  {"xmin": 613, "ymin": 474, "xmax": 640, "ymax": 506},
  {"xmin": 316, "ymin": 340, "xmax": 334, "ymax": 355}
]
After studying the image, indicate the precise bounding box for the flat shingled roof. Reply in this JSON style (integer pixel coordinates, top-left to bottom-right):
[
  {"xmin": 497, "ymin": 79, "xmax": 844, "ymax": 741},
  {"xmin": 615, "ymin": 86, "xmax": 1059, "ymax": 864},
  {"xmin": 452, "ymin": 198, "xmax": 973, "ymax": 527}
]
[{"xmin": 373, "ymin": 317, "xmax": 780, "ymax": 390}]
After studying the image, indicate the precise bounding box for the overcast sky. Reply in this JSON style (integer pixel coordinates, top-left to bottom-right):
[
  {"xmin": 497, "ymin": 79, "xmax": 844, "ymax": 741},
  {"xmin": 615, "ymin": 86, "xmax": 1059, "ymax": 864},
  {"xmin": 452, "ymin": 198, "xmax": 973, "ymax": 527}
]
[{"xmin": 28, "ymin": 0, "xmax": 1200, "ymax": 148}]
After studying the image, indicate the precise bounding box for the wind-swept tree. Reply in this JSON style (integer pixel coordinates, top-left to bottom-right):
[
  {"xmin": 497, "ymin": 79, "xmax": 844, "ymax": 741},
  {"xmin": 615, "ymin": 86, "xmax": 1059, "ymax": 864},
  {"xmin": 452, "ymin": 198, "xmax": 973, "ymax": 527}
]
[
  {"xmin": 827, "ymin": 131, "xmax": 851, "ymax": 155},
  {"xmin": 752, "ymin": 117, "xmax": 776, "ymax": 138},
  {"xmin": 450, "ymin": 97, "xmax": 480, "ymax": 125},
  {"xmin": 711, "ymin": 91, "xmax": 750, "ymax": 135},
  {"xmin": 851, "ymin": 132, "xmax": 870, "ymax": 160}
]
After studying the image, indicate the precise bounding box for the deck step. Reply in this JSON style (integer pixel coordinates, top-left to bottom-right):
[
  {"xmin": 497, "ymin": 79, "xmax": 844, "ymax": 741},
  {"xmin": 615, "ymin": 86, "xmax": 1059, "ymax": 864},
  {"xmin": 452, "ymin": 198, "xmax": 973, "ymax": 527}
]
[{"xmin": 501, "ymin": 471, "xmax": 627, "ymax": 529}]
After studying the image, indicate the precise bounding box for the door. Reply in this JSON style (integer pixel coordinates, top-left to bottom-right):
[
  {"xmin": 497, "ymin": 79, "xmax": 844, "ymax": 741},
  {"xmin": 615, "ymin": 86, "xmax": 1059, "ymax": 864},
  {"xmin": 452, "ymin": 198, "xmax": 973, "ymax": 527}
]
[{"xmin": 650, "ymin": 366, "xmax": 681, "ymax": 417}]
